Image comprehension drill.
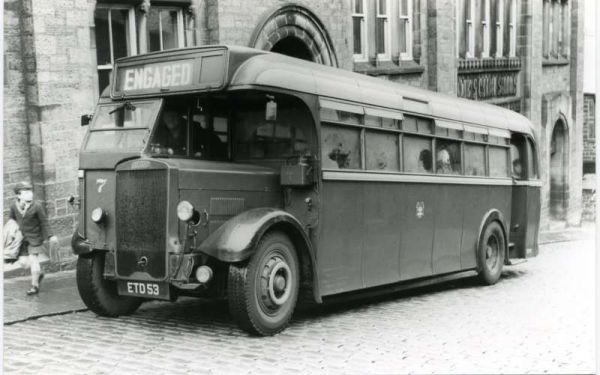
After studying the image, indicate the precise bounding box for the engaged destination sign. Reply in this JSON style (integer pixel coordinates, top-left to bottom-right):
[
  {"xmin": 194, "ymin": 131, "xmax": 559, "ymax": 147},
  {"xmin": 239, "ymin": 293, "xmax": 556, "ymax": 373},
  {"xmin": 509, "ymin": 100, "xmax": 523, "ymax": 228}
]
[
  {"xmin": 117, "ymin": 60, "xmax": 194, "ymax": 92},
  {"xmin": 113, "ymin": 52, "xmax": 226, "ymax": 96}
]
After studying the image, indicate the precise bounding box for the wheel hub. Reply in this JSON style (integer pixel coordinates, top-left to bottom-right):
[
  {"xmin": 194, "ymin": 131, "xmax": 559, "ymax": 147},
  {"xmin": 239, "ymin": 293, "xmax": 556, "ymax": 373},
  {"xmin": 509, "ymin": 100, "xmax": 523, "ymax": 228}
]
[{"xmin": 260, "ymin": 255, "xmax": 293, "ymax": 309}]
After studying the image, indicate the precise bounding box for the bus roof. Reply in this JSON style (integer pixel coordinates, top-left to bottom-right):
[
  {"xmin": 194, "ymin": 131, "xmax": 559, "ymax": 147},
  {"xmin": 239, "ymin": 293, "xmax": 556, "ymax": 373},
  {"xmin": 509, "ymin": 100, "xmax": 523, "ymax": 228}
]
[{"xmin": 114, "ymin": 45, "xmax": 534, "ymax": 136}]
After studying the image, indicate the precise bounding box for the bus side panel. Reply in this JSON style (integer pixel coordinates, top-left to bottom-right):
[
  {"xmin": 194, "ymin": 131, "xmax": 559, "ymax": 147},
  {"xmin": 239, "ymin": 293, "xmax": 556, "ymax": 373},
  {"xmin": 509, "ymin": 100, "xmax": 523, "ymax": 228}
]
[
  {"xmin": 525, "ymin": 186, "xmax": 541, "ymax": 257},
  {"xmin": 432, "ymin": 184, "xmax": 464, "ymax": 274},
  {"xmin": 363, "ymin": 182, "xmax": 402, "ymax": 288},
  {"xmin": 460, "ymin": 185, "xmax": 511, "ymax": 269},
  {"xmin": 398, "ymin": 183, "xmax": 435, "ymax": 281},
  {"xmin": 318, "ymin": 181, "xmax": 365, "ymax": 295}
]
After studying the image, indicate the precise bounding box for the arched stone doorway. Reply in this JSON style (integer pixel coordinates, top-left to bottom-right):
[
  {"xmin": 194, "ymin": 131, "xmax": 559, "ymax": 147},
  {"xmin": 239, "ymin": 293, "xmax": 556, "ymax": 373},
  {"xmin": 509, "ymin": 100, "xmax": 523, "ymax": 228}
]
[
  {"xmin": 249, "ymin": 4, "xmax": 338, "ymax": 67},
  {"xmin": 549, "ymin": 118, "xmax": 569, "ymax": 220}
]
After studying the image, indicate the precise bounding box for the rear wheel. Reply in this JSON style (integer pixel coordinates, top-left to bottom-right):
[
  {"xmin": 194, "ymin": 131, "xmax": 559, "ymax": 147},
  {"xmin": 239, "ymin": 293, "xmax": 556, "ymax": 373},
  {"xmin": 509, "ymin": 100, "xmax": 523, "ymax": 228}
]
[
  {"xmin": 477, "ymin": 221, "xmax": 506, "ymax": 285},
  {"xmin": 76, "ymin": 252, "xmax": 142, "ymax": 317},
  {"xmin": 228, "ymin": 231, "xmax": 299, "ymax": 336}
]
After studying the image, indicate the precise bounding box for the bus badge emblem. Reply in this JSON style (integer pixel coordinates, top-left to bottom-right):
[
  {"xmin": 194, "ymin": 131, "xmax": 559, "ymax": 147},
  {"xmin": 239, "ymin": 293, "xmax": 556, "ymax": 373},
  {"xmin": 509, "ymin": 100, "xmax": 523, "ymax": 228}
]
[{"xmin": 416, "ymin": 201, "xmax": 425, "ymax": 219}]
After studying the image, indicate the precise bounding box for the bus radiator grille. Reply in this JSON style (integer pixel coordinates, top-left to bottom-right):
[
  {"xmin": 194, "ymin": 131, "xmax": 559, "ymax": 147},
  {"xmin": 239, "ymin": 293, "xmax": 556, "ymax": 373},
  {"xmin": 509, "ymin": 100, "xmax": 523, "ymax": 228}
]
[{"xmin": 115, "ymin": 169, "xmax": 168, "ymax": 279}]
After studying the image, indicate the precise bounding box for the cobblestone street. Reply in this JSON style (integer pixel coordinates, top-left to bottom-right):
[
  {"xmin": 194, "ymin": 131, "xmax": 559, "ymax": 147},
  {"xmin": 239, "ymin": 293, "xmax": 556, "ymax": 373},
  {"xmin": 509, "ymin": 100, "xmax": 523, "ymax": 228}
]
[{"xmin": 3, "ymin": 229, "xmax": 596, "ymax": 374}]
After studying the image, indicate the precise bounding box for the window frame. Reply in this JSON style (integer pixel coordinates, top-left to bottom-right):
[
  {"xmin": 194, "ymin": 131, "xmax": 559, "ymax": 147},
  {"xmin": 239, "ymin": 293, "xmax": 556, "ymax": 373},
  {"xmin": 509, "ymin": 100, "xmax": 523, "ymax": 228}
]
[
  {"xmin": 376, "ymin": 0, "xmax": 392, "ymax": 60},
  {"xmin": 508, "ymin": 0, "xmax": 517, "ymax": 57},
  {"xmin": 482, "ymin": 0, "xmax": 491, "ymax": 58},
  {"xmin": 352, "ymin": 0, "xmax": 369, "ymax": 62},
  {"xmin": 398, "ymin": 0, "xmax": 413, "ymax": 61},
  {"xmin": 146, "ymin": 6, "xmax": 186, "ymax": 52},
  {"xmin": 95, "ymin": 4, "xmax": 138, "ymax": 94},
  {"xmin": 466, "ymin": 0, "xmax": 476, "ymax": 58}
]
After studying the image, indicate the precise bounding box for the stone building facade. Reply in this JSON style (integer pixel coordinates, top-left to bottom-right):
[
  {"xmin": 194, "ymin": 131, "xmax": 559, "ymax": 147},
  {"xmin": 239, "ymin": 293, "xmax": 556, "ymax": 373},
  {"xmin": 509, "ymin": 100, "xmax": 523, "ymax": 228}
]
[{"xmin": 3, "ymin": 0, "xmax": 585, "ymax": 260}]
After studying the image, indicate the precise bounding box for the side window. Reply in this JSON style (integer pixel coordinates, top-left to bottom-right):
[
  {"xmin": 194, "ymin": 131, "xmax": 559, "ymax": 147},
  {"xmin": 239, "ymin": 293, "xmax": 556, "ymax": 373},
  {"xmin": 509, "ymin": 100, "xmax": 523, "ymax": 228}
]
[
  {"xmin": 510, "ymin": 143, "xmax": 523, "ymax": 179},
  {"xmin": 365, "ymin": 131, "xmax": 399, "ymax": 171},
  {"xmin": 403, "ymin": 135, "xmax": 432, "ymax": 173},
  {"xmin": 526, "ymin": 138, "xmax": 538, "ymax": 179},
  {"xmin": 435, "ymin": 139, "xmax": 461, "ymax": 174},
  {"xmin": 465, "ymin": 143, "xmax": 486, "ymax": 176},
  {"xmin": 190, "ymin": 103, "xmax": 228, "ymax": 160},
  {"xmin": 489, "ymin": 146, "xmax": 509, "ymax": 177},
  {"xmin": 321, "ymin": 125, "xmax": 361, "ymax": 169},
  {"xmin": 234, "ymin": 94, "xmax": 312, "ymax": 159}
]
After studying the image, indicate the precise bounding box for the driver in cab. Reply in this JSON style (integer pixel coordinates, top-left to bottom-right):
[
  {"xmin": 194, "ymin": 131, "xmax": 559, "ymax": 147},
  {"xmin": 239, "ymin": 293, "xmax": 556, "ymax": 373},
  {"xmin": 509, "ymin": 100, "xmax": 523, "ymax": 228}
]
[{"xmin": 151, "ymin": 110, "xmax": 187, "ymax": 156}]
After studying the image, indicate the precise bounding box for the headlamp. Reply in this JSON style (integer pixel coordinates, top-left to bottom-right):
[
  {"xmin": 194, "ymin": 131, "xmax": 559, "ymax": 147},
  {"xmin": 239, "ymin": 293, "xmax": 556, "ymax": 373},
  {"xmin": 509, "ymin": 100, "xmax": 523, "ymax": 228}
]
[
  {"xmin": 177, "ymin": 201, "xmax": 199, "ymax": 223},
  {"xmin": 91, "ymin": 207, "xmax": 106, "ymax": 223}
]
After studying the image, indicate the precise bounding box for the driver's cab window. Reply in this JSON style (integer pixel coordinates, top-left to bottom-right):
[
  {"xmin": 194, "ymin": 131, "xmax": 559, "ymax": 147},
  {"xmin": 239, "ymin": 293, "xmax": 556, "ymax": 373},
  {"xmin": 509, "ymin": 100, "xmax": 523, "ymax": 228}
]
[
  {"xmin": 148, "ymin": 97, "xmax": 229, "ymax": 160},
  {"xmin": 149, "ymin": 103, "xmax": 188, "ymax": 156}
]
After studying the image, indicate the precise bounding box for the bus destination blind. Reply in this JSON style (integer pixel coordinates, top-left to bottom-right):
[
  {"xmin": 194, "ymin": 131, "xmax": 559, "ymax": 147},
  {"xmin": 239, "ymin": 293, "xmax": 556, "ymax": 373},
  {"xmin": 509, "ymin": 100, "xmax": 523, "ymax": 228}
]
[{"xmin": 114, "ymin": 54, "xmax": 225, "ymax": 95}]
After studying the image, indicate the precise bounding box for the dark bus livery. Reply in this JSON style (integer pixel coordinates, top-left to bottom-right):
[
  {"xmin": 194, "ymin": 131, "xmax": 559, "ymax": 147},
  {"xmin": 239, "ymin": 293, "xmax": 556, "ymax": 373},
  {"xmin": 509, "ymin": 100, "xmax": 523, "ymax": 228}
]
[{"xmin": 72, "ymin": 45, "xmax": 540, "ymax": 335}]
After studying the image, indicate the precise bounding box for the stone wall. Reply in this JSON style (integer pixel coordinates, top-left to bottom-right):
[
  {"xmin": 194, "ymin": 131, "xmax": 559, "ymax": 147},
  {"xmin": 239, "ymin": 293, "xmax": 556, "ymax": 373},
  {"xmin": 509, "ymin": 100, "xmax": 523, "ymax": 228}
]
[
  {"xmin": 3, "ymin": 0, "xmax": 97, "ymax": 261},
  {"xmin": 583, "ymin": 93, "xmax": 595, "ymax": 166},
  {"xmin": 3, "ymin": 0, "xmax": 32, "ymax": 214}
]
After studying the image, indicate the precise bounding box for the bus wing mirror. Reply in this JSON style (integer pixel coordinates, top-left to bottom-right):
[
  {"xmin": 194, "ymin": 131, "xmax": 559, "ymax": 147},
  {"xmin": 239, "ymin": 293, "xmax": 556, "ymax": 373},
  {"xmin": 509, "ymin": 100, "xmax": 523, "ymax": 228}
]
[{"xmin": 81, "ymin": 114, "xmax": 93, "ymax": 126}]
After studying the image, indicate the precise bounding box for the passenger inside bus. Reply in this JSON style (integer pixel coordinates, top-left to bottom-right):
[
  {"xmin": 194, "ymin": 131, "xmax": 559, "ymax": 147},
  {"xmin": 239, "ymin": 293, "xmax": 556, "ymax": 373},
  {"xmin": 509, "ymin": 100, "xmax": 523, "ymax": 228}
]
[
  {"xmin": 435, "ymin": 141, "xmax": 461, "ymax": 174},
  {"xmin": 418, "ymin": 149, "xmax": 432, "ymax": 172}
]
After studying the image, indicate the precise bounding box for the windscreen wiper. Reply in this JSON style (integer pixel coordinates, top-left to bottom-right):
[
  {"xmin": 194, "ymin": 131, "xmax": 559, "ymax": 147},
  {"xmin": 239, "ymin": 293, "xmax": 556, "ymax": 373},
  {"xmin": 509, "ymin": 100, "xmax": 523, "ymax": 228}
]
[{"xmin": 108, "ymin": 101, "xmax": 137, "ymax": 115}]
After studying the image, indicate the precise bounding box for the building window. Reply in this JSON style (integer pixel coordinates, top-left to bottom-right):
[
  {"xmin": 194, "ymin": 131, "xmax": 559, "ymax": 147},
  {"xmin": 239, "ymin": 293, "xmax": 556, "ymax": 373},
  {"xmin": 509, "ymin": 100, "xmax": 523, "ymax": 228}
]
[
  {"xmin": 94, "ymin": 4, "xmax": 194, "ymax": 94},
  {"xmin": 493, "ymin": 0, "xmax": 504, "ymax": 57},
  {"xmin": 508, "ymin": 0, "xmax": 517, "ymax": 56},
  {"xmin": 352, "ymin": 0, "xmax": 368, "ymax": 61},
  {"xmin": 398, "ymin": 0, "xmax": 413, "ymax": 60},
  {"xmin": 146, "ymin": 7, "xmax": 185, "ymax": 52},
  {"xmin": 543, "ymin": 0, "xmax": 569, "ymax": 61},
  {"xmin": 376, "ymin": 0, "xmax": 391, "ymax": 59},
  {"xmin": 94, "ymin": 5, "xmax": 137, "ymax": 94},
  {"xmin": 466, "ymin": 0, "xmax": 476, "ymax": 58},
  {"xmin": 481, "ymin": 0, "xmax": 491, "ymax": 57}
]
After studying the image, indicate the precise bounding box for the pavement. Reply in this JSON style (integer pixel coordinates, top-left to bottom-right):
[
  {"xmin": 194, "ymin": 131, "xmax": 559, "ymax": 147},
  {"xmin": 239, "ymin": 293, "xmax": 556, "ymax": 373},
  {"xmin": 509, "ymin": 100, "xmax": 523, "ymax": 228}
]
[{"xmin": 1, "ymin": 223, "xmax": 596, "ymax": 374}]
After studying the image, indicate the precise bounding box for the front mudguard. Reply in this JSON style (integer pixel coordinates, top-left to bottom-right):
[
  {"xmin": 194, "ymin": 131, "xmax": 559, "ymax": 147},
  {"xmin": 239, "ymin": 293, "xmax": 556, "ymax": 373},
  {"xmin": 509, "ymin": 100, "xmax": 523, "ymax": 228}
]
[
  {"xmin": 197, "ymin": 207, "xmax": 311, "ymax": 263},
  {"xmin": 71, "ymin": 230, "xmax": 93, "ymax": 256}
]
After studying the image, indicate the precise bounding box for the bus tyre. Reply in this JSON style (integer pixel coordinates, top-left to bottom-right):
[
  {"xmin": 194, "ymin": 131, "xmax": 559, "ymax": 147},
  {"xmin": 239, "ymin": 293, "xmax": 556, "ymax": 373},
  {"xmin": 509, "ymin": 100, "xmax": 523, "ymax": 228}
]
[
  {"xmin": 477, "ymin": 221, "xmax": 506, "ymax": 285},
  {"xmin": 76, "ymin": 252, "xmax": 142, "ymax": 317},
  {"xmin": 228, "ymin": 231, "xmax": 300, "ymax": 336}
]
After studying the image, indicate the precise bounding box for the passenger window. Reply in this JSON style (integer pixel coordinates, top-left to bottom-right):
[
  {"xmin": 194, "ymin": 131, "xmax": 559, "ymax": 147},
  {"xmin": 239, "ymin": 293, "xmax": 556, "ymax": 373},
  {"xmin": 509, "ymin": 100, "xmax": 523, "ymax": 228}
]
[
  {"xmin": 510, "ymin": 144, "xmax": 523, "ymax": 179},
  {"xmin": 489, "ymin": 147, "xmax": 509, "ymax": 177},
  {"xmin": 321, "ymin": 125, "xmax": 361, "ymax": 169},
  {"xmin": 465, "ymin": 143, "xmax": 485, "ymax": 176},
  {"xmin": 366, "ymin": 131, "xmax": 399, "ymax": 171},
  {"xmin": 435, "ymin": 140, "xmax": 461, "ymax": 174},
  {"xmin": 404, "ymin": 115, "xmax": 432, "ymax": 134},
  {"xmin": 403, "ymin": 135, "xmax": 432, "ymax": 173}
]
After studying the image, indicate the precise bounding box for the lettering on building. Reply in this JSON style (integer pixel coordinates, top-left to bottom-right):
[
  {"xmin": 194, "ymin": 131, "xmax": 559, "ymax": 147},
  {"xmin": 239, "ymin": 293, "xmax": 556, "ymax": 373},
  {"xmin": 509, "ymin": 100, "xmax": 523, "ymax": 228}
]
[{"xmin": 457, "ymin": 72, "xmax": 518, "ymax": 101}]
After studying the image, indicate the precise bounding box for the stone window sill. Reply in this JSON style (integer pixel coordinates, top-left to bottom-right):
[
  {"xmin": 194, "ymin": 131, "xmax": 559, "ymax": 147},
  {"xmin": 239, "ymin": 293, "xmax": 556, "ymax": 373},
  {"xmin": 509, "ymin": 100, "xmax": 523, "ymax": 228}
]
[
  {"xmin": 542, "ymin": 58, "xmax": 569, "ymax": 67},
  {"xmin": 353, "ymin": 60, "xmax": 425, "ymax": 76}
]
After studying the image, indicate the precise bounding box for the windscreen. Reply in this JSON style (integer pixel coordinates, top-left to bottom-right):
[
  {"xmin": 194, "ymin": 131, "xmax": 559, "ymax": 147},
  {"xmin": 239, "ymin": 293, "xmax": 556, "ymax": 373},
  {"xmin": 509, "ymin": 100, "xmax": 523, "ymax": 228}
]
[{"xmin": 85, "ymin": 100, "xmax": 161, "ymax": 152}]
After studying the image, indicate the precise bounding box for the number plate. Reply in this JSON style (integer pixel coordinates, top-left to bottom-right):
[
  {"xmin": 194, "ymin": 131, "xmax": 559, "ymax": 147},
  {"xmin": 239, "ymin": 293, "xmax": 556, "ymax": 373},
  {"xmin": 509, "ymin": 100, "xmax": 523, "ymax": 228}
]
[{"xmin": 117, "ymin": 281, "xmax": 170, "ymax": 300}]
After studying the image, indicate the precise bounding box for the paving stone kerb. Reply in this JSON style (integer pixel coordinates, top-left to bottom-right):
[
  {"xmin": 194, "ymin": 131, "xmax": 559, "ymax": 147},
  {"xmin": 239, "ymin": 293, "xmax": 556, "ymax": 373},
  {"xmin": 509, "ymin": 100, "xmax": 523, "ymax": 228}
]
[{"xmin": 2, "ymin": 226, "xmax": 595, "ymax": 374}]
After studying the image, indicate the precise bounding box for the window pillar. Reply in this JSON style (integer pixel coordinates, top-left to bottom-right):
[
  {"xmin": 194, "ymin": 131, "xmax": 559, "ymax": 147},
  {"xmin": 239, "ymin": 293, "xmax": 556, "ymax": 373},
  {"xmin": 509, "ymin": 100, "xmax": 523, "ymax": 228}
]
[{"xmin": 138, "ymin": 0, "xmax": 150, "ymax": 54}]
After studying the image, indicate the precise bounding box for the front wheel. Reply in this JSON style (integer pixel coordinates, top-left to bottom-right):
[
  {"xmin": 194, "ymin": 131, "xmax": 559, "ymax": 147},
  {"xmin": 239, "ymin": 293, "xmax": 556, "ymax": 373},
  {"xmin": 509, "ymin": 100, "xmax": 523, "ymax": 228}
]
[
  {"xmin": 228, "ymin": 231, "xmax": 300, "ymax": 336},
  {"xmin": 76, "ymin": 252, "xmax": 142, "ymax": 317},
  {"xmin": 477, "ymin": 221, "xmax": 506, "ymax": 285}
]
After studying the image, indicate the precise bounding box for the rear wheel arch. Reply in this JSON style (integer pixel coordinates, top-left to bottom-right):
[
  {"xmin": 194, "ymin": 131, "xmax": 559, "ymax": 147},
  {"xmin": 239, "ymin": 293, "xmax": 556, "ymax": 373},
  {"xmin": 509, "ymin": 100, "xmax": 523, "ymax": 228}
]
[{"xmin": 476, "ymin": 209, "xmax": 508, "ymax": 261}]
